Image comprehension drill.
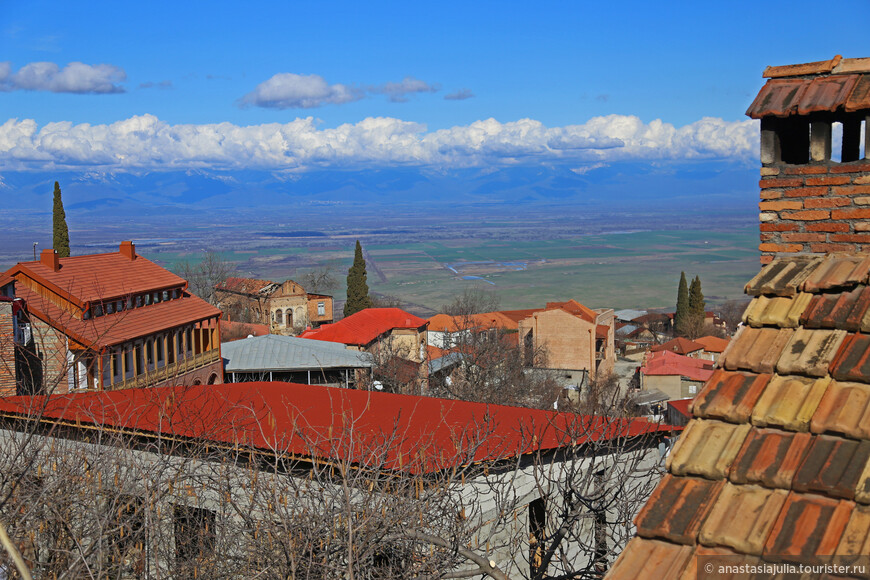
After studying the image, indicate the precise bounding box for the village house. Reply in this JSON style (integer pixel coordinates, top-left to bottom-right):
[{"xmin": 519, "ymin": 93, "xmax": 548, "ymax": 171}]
[
  {"xmin": 639, "ymin": 349, "xmax": 714, "ymax": 401},
  {"xmin": 214, "ymin": 277, "xmax": 333, "ymax": 335},
  {"xmin": 0, "ymin": 381, "xmax": 672, "ymax": 578},
  {"xmin": 517, "ymin": 300, "xmax": 616, "ymax": 382},
  {"xmin": 300, "ymin": 307, "xmax": 429, "ymax": 394},
  {"xmin": 608, "ymin": 55, "xmax": 870, "ymax": 577},
  {"xmin": 1, "ymin": 242, "xmax": 223, "ymax": 394}
]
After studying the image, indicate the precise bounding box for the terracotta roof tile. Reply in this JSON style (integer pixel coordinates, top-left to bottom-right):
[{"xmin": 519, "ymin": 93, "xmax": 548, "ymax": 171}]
[
  {"xmin": 667, "ymin": 419, "xmax": 751, "ymax": 480},
  {"xmin": 743, "ymin": 293, "xmax": 813, "ymax": 328},
  {"xmin": 605, "ymin": 537, "xmax": 694, "ymax": 580},
  {"xmin": 835, "ymin": 506, "xmax": 870, "ymax": 556},
  {"xmin": 692, "ymin": 370, "xmax": 771, "ymax": 424},
  {"xmin": 811, "ymin": 381, "xmax": 870, "ymax": 439},
  {"xmin": 792, "ymin": 436, "xmax": 870, "ymax": 500},
  {"xmin": 729, "ymin": 428, "xmax": 813, "ymax": 489},
  {"xmin": 678, "ymin": 546, "xmax": 760, "ymax": 580},
  {"xmin": 830, "ymin": 334, "xmax": 870, "ymax": 384},
  {"xmin": 302, "ymin": 308, "xmax": 427, "ymax": 346},
  {"xmin": 8, "ymin": 251, "xmax": 187, "ymax": 307},
  {"xmin": 744, "ymin": 256, "xmax": 823, "ymax": 297},
  {"xmin": 215, "ymin": 277, "xmax": 277, "ymax": 294},
  {"xmin": 776, "ymin": 328, "xmax": 848, "ymax": 378},
  {"xmin": 693, "ymin": 335, "xmax": 730, "ymax": 353},
  {"xmin": 798, "ymin": 74, "xmax": 860, "ymax": 116},
  {"xmin": 801, "ymin": 287, "xmax": 870, "ymax": 331},
  {"xmin": 719, "ymin": 326, "xmax": 794, "ymax": 374},
  {"xmin": 801, "ymin": 255, "xmax": 870, "ymax": 293},
  {"xmin": 751, "ymin": 375, "xmax": 831, "ymax": 432},
  {"xmin": 635, "ymin": 474, "xmax": 724, "ymax": 545},
  {"xmin": 846, "ymin": 74, "xmax": 870, "ymax": 112},
  {"xmin": 698, "ymin": 483, "xmax": 789, "ymax": 556},
  {"xmin": 651, "ymin": 336, "xmax": 705, "ymax": 355},
  {"xmin": 762, "ymin": 56, "xmax": 842, "ymax": 78},
  {"xmin": 746, "ymin": 78, "xmax": 811, "ymax": 118},
  {"xmin": 764, "ymin": 493, "xmax": 854, "ymax": 560}
]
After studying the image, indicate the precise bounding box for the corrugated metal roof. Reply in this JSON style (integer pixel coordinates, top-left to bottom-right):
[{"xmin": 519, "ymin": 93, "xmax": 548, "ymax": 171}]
[
  {"xmin": 222, "ymin": 334, "xmax": 372, "ymax": 372},
  {"xmin": 0, "ymin": 382, "xmax": 674, "ymax": 474}
]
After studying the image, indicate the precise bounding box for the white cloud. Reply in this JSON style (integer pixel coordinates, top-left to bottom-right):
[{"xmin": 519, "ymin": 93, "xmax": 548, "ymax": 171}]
[
  {"xmin": 0, "ymin": 114, "xmax": 758, "ymax": 172},
  {"xmin": 373, "ymin": 76, "xmax": 439, "ymax": 103},
  {"xmin": 238, "ymin": 73, "xmax": 362, "ymax": 109},
  {"xmin": 0, "ymin": 61, "xmax": 126, "ymax": 93}
]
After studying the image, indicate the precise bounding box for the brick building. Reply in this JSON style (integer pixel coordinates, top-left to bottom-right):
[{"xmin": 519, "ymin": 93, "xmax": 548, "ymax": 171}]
[
  {"xmin": 2, "ymin": 242, "xmax": 223, "ymax": 394},
  {"xmin": 518, "ymin": 300, "xmax": 616, "ymax": 381},
  {"xmin": 214, "ymin": 277, "xmax": 333, "ymax": 335},
  {"xmin": 747, "ymin": 55, "xmax": 870, "ymax": 263}
]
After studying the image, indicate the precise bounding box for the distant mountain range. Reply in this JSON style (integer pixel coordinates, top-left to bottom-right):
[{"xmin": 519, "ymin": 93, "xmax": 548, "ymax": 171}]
[{"xmin": 0, "ymin": 159, "xmax": 757, "ymax": 215}]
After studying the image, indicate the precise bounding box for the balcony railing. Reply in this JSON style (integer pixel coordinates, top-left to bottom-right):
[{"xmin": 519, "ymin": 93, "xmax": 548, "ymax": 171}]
[{"xmin": 109, "ymin": 349, "xmax": 220, "ymax": 391}]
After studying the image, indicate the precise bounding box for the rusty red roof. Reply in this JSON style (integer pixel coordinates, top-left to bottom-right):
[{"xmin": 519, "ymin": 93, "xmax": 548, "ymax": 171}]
[
  {"xmin": 641, "ymin": 350, "xmax": 714, "ymax": 382},
  {"xmin": 650, "ymin": 336, "xmax": 704, "ymax": 356},
  {"xmin": 0, "ymin": 382, "xmax": 673, "ymax": 473},
  {"xmin": 215, "ymin": 277, "xmax": 277, "ymax": 294},
  {"xmin": 608, "ymin": 252, "xmax": 870, "ymax": 578},
  {"xmin": 6, "ymin": 250, "xmax": 186, "ymax": 307},
  {"xmin": 16, "ymin": 283, "xmax": 221, "ymax": 348},
  {"xmin": 301, "ymin": 307, "xmax": 427, "ymax": 346},
  {"xmin": 693, "ymin": 335, "xmax": 730, "ymax": 353},
  {"xmin": 747, "ymin": 56, "xmax": 870, "ymax": 119}
]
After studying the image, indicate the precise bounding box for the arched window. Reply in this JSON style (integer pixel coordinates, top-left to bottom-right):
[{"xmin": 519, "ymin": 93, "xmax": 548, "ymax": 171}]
[{"xmin": 275, "ymin": 309, "xmax": 283, "ymax": 324}]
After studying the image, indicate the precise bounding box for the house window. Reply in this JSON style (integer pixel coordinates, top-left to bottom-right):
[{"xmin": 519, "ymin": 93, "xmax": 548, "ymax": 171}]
[
  {"xmin": 144, "ymin": 293, "xmax": 152, "ymax": 306},
  {"xmin": 94, "ymin": 304, "xmax": 103, "ymax": 317},
  {"xmin": 162, "ymin": 290, "xmax": 170, "ymax": 301},
  {"xmin": 317, "ymin": 302, "xmax": 325, "ymax": 316},
  {"xmin": 174, "ymin": 505, "xmax": 216, "ymax": 568},
  {"xmin": 156, "ymin": 337, "xmax": 165, "ymax": 367},
  {"xmin": 275, "ymin": 309, "xmax": 283, "ymax": 325},
  {"xmin": 106, "ymin": 302, "xmax": 114, "ymax": 314},
  {"xmin": 135, "ymin": 344, "xmax": 144, "ymax": 375},
  {"xmin": 146, "ymin": 339, "xmax": 154, "ymax": 369},
  {"xmin": 688, "ymin": 384, "xmax": 698, "ymax": 394}
]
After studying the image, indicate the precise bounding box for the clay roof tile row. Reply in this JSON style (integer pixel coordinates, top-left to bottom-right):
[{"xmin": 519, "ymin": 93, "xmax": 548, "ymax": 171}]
[{"xmin": 608, "ymin": 250, "xmax": 870, "ymax": 579}]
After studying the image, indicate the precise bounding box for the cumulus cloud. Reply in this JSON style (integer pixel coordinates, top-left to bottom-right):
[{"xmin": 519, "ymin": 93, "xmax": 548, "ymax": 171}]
[
  {"xmin": 0, "ymin": 61, "xmax": 126, "ymax": 93},
  {"xmin": 444, "ymin": 88, "xmax": 474, "ymax": 101},
  {"xmin": 238, "ymin": 73, "xmax": 362, "ymax": 109},
  {"xmin": 0, "ymin": 114, "xmax": 758, "ymax": 172},
  {"xmin": 372, "ymin": 76, "xmax": 439, "ymax": 103}
]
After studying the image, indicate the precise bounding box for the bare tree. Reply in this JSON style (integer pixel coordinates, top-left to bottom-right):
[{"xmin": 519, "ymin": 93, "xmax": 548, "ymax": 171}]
[
  {"xmin": 174, "ymin": 251, "xmax": 234, "ymax": 306},
  {"xmin": 299, "ymin": 266, "xmax": 339, "ymax": 295},
  {"xmin": 0, "ymin": 385, "xmax": 667, "ymax": 579}
]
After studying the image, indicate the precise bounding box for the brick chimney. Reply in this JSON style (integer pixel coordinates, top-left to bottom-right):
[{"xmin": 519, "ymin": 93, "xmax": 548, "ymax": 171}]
[
  {"xmin": 748, "ymin": 56, "xmax": 870, "ymax": 263},
  {"xmin": 40, "ymin": 249, "xmax": 60, "ymax": 272},
  {"xmin": 119, "ymin": 241, "xmax": 136, "ymax": 260}
]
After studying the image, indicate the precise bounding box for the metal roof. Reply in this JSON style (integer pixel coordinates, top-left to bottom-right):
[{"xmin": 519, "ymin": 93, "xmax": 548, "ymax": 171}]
[{"xmin": 222, "ymin": 334, "xmax": 373, "ymax": 372}]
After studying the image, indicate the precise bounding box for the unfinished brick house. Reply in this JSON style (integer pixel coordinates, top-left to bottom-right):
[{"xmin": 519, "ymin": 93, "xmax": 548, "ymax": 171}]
[
  {"xmin": 607, "ymin": 56, "xmax": 870, "ymax": 577},
  {"xmin": 2, "ymin": 242, "xmax": 223, "ymax": 394},
  {"xmin": 214, "ymin": 277, "xmax": 333, "ymax": 335},
  {"xmin": 517, "ymin": 300, "xmax": 616, "ymax": 383}
]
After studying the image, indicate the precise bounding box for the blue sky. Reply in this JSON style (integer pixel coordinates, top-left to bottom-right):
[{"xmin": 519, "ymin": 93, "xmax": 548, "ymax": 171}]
[{"xmin": 1, "ymin": 0, "xmax": 868, "ymax": 174}]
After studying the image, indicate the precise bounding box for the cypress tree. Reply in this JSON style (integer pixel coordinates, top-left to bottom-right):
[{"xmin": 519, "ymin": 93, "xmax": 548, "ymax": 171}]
[
  {"xmin": 52, "ymin": 181, "xmax": 70, "ymax": 258},
  {"xmin": 688, "ymin": 275, "xmax": 706, "ymax": 330},
  {"xmin": 674, "ymin": 271, "xmax": 689, "ymax": 336},
  {"xmin": 344, "ymin": 240, "xmax": 372, "ymax": 317}
]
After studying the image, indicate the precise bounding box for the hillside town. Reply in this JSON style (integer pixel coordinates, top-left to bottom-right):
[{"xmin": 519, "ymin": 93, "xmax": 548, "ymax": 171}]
[{"xmin": 0, "ymin": 55, "xmax": 869, "ymax": 579}]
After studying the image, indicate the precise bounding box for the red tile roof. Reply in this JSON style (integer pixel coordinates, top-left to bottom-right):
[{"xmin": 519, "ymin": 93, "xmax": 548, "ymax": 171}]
[
  {"xmin": 427, "ymin": 309, "xmax": 541, "ymax": 333},
  {"xmin": 301, "ymin": 308, "xmax": 427, "ymax": 346},
  {"xmin": 16, "ymin": 284, "xmax": 220, "ymax": 348},
  {"xmin": 595, "ymin": 324, "xmax": 609, "ymax": 340},
  {"xmin": 693, "ymin": 335, "xmax": 730, "ymax": 353},
  {"xmin": 650, "ymin": 336, "xmax": 704, "ymax": 356},
  {"xmin": 6, "ymin": 250, "xmax": 186, "ymax": 307},
  {"xmin": 641, "ymin": 350, "xmax": 714, "ymax": 382},
  {"xmin": 748, "ymin": 57, "xmax": 870, "ymax": 118},
  {"xmin": 215, "ymin": 277, "xmax": 276, "ymax": 294},
  {"xmin": 667, "ymin": 398, "xmax": 693, "ymax": 420},
  {"xmin": 545, "ymin": 299, "xmax": 597, "ymax": 323},
  {"xmin": 609, "ymin": 251, "xmax": 870, "ymax": 578},
  {"xmin": 219, "ymin": 319, "xmax": 270, "ymax": 342},
  {"xmin": 0, "ymin": 382, "xmax": 673, "ymax": 474}
]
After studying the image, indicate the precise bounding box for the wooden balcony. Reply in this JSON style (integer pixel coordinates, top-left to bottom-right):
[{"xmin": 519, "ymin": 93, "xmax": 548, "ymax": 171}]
[{"xmin": 108, "ymin": 349, "xmax": 220, "ymax": 391}]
